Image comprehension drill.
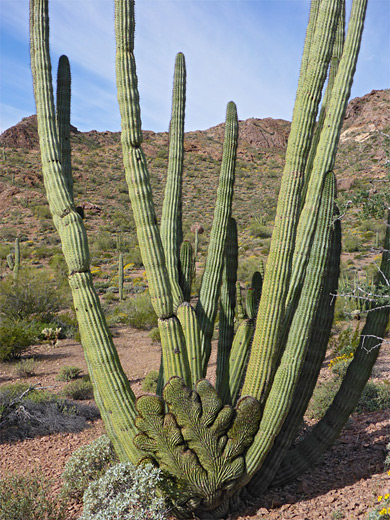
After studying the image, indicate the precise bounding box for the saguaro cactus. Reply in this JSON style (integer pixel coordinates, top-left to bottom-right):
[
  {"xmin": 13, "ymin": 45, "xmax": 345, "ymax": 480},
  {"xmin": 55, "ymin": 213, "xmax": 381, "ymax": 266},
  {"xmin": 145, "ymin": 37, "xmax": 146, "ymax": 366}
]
[{"xmin": 30, "ymin": 0, "xmax": 389, "ymax": 517}]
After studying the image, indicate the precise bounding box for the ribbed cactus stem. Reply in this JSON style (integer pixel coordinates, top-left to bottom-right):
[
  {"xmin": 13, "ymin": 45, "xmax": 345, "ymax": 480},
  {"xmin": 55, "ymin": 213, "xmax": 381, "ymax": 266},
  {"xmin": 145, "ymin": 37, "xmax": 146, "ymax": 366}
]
[
  {"xmin": 250, "ymin": 271, "xmax": 262, "ymax": 320},
  {"xmin": 161, "ymin": 53, "xmax": 186, "ymax": 309},
  {"xmin": 115, "ymin": 0, "xmax": 173, "ymax": 319},
  {"xmin": 177, "ymin": 302, "xmax": 202, "ymax": 386},
  {"xmin": 6, "ymin": 254, "xmax": 14, "ymax": 271},
  {"xmin": 245, "ymin": 289, "xmax": 256, "ymax": 321},
  {"xmin": 216, "ymin": 217, "xmax": 238, "ymax": 400},
  {"xmin": 30, "ymin": 0, "xmax": 142, "ymax": 464},
  {"xmin": 118, "ymin": 252, "xmax": 124, "ymax": 301},
  {"xmin": 56, "ymin": 54, "xmax": 73, "ymax": 201},
  {"xmin": 286, "ymin": 0, "xmax": 365, "ymax": 310},
  {"xmin": 274, "ymin": 209, "xmax": 389, "ymax": 485},
  {"xmin": 236, "ymin": 281, "xmax": 245, "ymax": 321},
  {"xmin": 220, "ymin": 319, "xmax": 254, "ymax": 406},
  {"xmin": 301, "ymin": 0, "xmax": 345, "ymax": 203},
  {"xmin": 13, "ymin": 238, "xmax": 20, "ymax": 279},
  {"xmin": 158, "ymin": 315, "xmax": 191, "ymax": 386},
  {"xmin": 196, "ymin": 102, "xmax": 238, "ymax": 373},
  {"xmin": 242, "ymin": 0, "xmax": 341, "ymax": 400},
  {"xmin": 179, "ymin": 240, "xmax": 193, "ymax": 302},
  {"xmin": 244, "ymin": 172, "xmax": 336, "ymax": 482},
  {"xmin": 249, "ymin": 214, "xmax": 341, "ymax": 495}
]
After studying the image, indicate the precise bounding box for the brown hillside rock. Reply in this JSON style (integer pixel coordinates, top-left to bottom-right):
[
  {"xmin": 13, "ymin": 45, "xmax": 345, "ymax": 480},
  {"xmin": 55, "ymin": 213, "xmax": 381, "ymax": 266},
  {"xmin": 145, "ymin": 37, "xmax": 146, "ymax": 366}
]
[
  {"xmin": 341, "ymin": 89, "xmax": 390, "ymax": 143},
  {"xmin": 0, "ymin": 114, "xmax": 80, "ymax": 150},
  {"xmin": 1, "ymin": 89, "xmax": 388, "ymax": 153}
]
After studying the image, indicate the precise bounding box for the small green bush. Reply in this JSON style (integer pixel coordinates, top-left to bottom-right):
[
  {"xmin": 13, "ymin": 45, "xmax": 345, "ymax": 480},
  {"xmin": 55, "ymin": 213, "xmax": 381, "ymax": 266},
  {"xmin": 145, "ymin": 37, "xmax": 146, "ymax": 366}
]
[
  {"xmin": 0, "ymin": 319, "xmax": 38, "ymax": 361},
  {"xmin": 32, "ymin": 203, "xmax": 52, "ymax": 219},
  {"xmin": 237, "ymin": 255, "xmax": 264, "ymax": 285},
  {"xmin": 14, "ymin": 358, "xmax": 39, "ymax": 377},
  {"xmin": 62, "ymin": 379, "xmax": 94, "ymax": 400},
  {"xmin": 142, "ymin": 370, "xmax": 159, "ymax": 393},
  {"xmin": 0, "ymin": 268, "xmax": 64, "ymax": 322},
  {"xmin": 61, "ymin": 435, "xmax": 118, "ymax": 500},
  {"xmin": 56, "ymin": 366, "xmax": 83, "ymax": 382},
  {"xmin": 330, "ymin": 324, "xmax": 361, "ymax": 358},
  {"xmin": 355, "ymin": 381, "xmax": 390, "ymax": 414},
  {"xmin": 308, "ymin": 378, "xmax": 390, "ymax": 421},
  {"xmin": 0, "ymin": 472, "xmax": 67, "ymax": 520},
  {"xmin": 80, "ymin": 462, "xmax": 169, "ymax": 520},
  {"xmin": 0, "ymin": 383, "xmax": 99, "ymax": 438},
  {"xmin": 148, "ymin": 326, "xmax": 161, "ymax": 343},
  {"xmin": 249, "ymin": 223, "xmax": 272, "ymax": 239},
  {"xmin": 307, "ymin": 379, "xmax": 341, "ymax": 420},
  {"xmin": 110, "ymin": 291, "xmax": 157, "ymax": 330},
  {"xmin": 0, "ymin": 383, "xmax": 48, "ymax": 423},
  {"xmin": 343, "ymin": 232, "xmax": 362, "ymax": 252},
  {"xmin": 367, "ymin": 494, "xmax": 390, "ymax": 519}
]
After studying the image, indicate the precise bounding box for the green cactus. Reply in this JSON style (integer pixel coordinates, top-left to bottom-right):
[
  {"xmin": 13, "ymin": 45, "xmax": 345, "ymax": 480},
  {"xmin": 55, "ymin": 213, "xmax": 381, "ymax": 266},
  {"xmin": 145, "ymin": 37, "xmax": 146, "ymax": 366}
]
[
  {"xmin": 29, "ymin": 0, "xmax": 389, "ymax": 517},
  {"xmin": 118, "ymin": 252, "xmax": 124, "ymax": 301},
  {"xmin": 7, "ymin": 238, "xmax": 20, "ymax": 279}
]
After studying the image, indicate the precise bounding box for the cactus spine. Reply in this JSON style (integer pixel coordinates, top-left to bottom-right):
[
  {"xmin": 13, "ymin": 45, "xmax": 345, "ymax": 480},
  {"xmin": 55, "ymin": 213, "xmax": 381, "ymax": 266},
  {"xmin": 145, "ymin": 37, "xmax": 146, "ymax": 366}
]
[{"xmin": 30, "ymin": 0, "xmax": 388, "ymax": 517}]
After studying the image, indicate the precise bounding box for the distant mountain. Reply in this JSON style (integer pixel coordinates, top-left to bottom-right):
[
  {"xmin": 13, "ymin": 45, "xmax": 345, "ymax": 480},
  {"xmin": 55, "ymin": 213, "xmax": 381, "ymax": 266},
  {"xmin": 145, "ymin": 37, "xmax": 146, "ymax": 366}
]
[{"xmin": 0, "ymin": 89, "xmax": 388, "ymax": 261}]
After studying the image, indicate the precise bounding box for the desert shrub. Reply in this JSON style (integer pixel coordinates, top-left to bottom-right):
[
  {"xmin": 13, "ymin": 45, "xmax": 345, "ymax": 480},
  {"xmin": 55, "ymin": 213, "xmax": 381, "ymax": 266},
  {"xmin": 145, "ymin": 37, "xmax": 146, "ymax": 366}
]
[
  {"xmin": 148, "ymin": 326, "xmax": 161, "ymax": 343},
  {"xmin": 249, "ymin": 222, "xmax": 272, "ymax": 239},
  {"xmin": 0, "ymin": 383, "xmax": 99, "ymax": 439},
  {"xmin": 110, "ymin": 291, "xmax": 157, "ymax": 330},
  {"xmin": 308, "ymin": 378, "xmax": 390, "ymax": 421},
  {"xmin": 62, "ymin": 378, "xmax": 94, "ymax": 400},
  {"xmin": 328, "ymin": 353, "xmax": 354, "ymax": 378},
  {"xmin": 237, "ymin": 255, "xmax": 263, "ymax": 285},
  {"xmin": 142, "ymin": 370, "xmax": 159, "ymax": 393},
  {"xmin": 330, "ymin": 324, "xmax": 361, "ymax": 358},
  {"xmin": 367, "ymin": 495, "xmax": 390, "ymax": 519},
  {"xmin": 0, "ymin": 383, "xmax": 51, "ymax": 415},
  {"xmin": 307, "ymin": 379, "xmax": 341, "ymax": 420},
  {"xmin": 0, "ymin": 244, "xmax": 12, "ymax": 261},
  {"xmin": 48, "ymin": 253, "xmax": 69, "ymax": 290},
  {"xmin": 80, "ymin": 462, "xmax": 169, "ymax": 520},
  {"xmin": 56, "ymin": 366, "xmax": 82, "ymax": 382},
  {"xmin": 14, "ymin": 358, "xmax": 39, "ymax": 377},
  {"xmin": 0, "ymin": 226, "xmax": 18, "ymax": 241},
  {"xmin": 0, "ymin": 268, "xmax": 63, "ymax": 322},
  {"xmin": 0, "ymin": 319, "xmax": 39, "ymax": 361},
  {"xmin": 53, "ymin": 312, "xmax": 79, "ymax": 340},
  {"xmin": 91, "ymin": 231, "xmax": 116, "ymax": 253},
  {"xmin": 343, "ymin": 232, "xmax": 362, "ymax": 252},
  {"xmin": 61, "ymin": 435, "xmax": 118, "ymax": 500},
  {"xmin": 32, "ymin": 203, "xmax": 52, "ymax": 219},
  {"xmin": 355, "ymin": 381, "xmax": 390, "ymax": 414},
  {"xmin": 0, "ymin": 472, "xmax": 67, "ymax": 520}
]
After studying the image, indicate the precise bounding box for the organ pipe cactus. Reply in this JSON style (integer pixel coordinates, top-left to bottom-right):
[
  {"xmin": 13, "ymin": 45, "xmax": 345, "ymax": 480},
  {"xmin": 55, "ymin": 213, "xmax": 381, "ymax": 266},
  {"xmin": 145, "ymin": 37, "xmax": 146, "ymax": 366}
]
[{"xmin": 30, "ymin": 0, "xmax": 389, "ymax": 517}]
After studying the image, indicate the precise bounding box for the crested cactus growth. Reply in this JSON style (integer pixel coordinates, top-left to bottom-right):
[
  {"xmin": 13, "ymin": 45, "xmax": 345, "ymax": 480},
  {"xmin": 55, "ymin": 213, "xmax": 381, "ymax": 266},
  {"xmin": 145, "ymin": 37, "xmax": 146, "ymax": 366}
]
[{"xmin": 30, "ymin": 0, "xmax": 389, "ymax": 518}]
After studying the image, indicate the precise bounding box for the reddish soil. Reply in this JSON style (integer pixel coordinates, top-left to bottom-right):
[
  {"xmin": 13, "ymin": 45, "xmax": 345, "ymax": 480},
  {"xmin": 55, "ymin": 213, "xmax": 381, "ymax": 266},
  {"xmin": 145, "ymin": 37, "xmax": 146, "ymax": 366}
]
[{"xmin": 0, "ymin": 327, "xmax": 389, "ymax": 520}]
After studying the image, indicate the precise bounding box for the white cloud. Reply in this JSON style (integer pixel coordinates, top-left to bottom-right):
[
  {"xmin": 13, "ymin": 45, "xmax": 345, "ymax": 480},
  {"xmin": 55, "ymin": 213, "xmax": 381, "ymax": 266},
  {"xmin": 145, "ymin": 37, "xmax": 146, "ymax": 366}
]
[{"xmin": 1, "ymin": 0, "xmax": 388, "ymax": 133}]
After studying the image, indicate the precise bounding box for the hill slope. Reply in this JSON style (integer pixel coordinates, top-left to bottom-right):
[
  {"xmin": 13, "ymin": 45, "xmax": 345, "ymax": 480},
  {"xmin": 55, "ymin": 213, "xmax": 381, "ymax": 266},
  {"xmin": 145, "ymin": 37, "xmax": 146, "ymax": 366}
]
[{"xmin": 0, "ymin": 89, "xmax": 389, "ymax": 277}]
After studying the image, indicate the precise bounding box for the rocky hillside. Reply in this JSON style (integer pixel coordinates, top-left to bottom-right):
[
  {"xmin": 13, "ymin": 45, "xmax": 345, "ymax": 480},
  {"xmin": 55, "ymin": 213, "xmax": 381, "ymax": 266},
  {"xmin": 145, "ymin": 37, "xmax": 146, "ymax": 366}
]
[{"xmin": 0, "ymin": 89, "xmax": 388, "ymax": 277}]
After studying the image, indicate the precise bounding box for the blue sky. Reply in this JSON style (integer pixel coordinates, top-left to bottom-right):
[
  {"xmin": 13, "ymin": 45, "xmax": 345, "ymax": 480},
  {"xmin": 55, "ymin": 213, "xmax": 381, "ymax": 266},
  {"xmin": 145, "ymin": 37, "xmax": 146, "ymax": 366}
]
[{"xmin": 1, "ymin": 0, "xmax": 389, "ymax": 134}]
